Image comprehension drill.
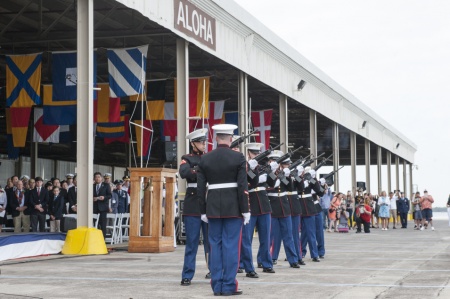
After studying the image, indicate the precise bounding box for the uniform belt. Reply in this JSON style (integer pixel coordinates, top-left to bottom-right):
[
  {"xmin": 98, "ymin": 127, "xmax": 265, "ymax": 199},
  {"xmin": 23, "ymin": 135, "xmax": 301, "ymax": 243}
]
[
  {"xmin": 267, "ymin": 192, "xmax": 286, "ymax": 196},
  {"xmin": 208, "ymin": 182, "xmax": 238, "ymax": 190},
  {"xmin": 249, "ymin": 187, "xmax": 266, "ymax": 192},
  {"xmin": 287, "ymin": 191, "xmax": 298, "ymax": 195},
  {"xmin": 187, "ymin": 183, "xmax": 197, "ymax": 188},
  {"xmin": 301, "ymin": 194, "xmax": 312, "ymax": 198}
]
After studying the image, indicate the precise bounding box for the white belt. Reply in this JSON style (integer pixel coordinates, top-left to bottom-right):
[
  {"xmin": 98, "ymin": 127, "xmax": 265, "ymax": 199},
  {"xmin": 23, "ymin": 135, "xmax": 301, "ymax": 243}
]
[
  {"xmin": 314, "ymin": 200, "xmax": 319, "ymax": 204},
  {"xmin": 287, "ymin": 191, "xmax": 298, "ymax": 195},
  {"xmin": 208, "ymin": 182, "xmax": 238, "ymax": 190},
  {"xmin": 301, "ymin": 194, "xmax": 312, "ymax": 198},
  {"xmin": 249, "ymin": 187, "xmax": 266, "ymax": 192},
  {"xmin": 267, "ymin": 192, "xmax": 286, "ymax": 197},
  {"xmin": 187, "ymin": 183, "xmax": 197, "ymax": 188}
]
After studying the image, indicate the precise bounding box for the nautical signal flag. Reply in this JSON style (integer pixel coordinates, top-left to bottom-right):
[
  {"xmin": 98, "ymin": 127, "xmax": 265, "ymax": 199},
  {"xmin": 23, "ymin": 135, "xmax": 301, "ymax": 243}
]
[
  {"xmin": 42, "ymin": 85, "xmax": 77, "ymax": 125},
  {"xmin": 190, "ymin": 100, "xmax": 225, "ymax": 152},
  {"xmin": 5, "ymin": 108, "xmax": 20, "ymax": 159},
  {"xmin": 52, "ymin": 51, "xmax": 77, "ymax": 100},
  {"xmin": 134, "ymin": 120, "xmax": 152, "ymax": 157},
  {"xmin": 33, "ymin": 108, "xmax": 60, "ymax": 143},
  {"xmin": 6, "ymin": 53, "xmax": 43, "ymax": 147},
  {"xmin": 251, "ymin": 109, "xmax": 273, "ymax": 150},
  {"xmin": 174, "ymin": 77, "xmax": 209, "ymax": 118},
  {"xmin": 104, "ymin": 110, "xmax": 130, "ymax": 144},
  {"xmin": 107, "ymin": 45, "xmax": 149, "ymax": 98},
  {"xmin": 160, "ymin": 102, "xmax": 177, "ymax": 142},
  {"xmin": 97, "ymin": 104, "xmax": 126, "ymax": 139},
  {"xmin": 223, "ymin": 111, "xmax": 239, "ymax": 135},
  {"xmin": 129, "ymin": 80, "xmax": 166, "ymax": 120},
  {"xmin": 96, "ymin": 83, "xmax": 121, "ymax": 123}
]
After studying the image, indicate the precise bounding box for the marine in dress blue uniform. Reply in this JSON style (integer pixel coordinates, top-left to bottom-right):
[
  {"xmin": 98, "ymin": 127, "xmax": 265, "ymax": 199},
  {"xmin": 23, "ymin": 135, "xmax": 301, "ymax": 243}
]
[
  {"xmin": 295, "ymin": 167, "xmax": 321, "ymax": 262},
  {"xmin": 180, "ymin": 128, "xmax": 211, "ymax": 286},
  {"xmin": 267, "ymin": 151, "xmax": 300, "ymax": 268},
  {"xmin": 197, "ymin": 124, "xmax": 250, "ymax": 296}
]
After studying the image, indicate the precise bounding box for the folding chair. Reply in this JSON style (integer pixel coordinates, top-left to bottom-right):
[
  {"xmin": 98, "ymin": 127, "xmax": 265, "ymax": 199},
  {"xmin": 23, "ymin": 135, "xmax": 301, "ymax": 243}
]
[
  {"xmin": 92, "ymin": 213, "xmax": 100, "ymax": 228},
  {"xmin": 105, "ymin": 213, "xmax": 118, "ymax": 245},
  {"xmin": 119, "ymin": 213, "xmax": 130, "ymax": 243}
]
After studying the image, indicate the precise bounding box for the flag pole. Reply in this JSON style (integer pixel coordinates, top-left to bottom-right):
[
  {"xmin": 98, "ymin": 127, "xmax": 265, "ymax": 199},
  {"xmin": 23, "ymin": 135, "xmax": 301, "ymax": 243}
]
[
  {"xmin": 202, "ymin": 78, "xmax": 206, "ymax": 129},
  {"xmin": 140, "ymin": 54, "xmax": 144, "ymax": 168}
]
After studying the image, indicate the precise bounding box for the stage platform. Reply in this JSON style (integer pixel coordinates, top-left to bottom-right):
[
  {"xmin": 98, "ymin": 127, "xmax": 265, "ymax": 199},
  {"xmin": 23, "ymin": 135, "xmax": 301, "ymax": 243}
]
[
  {"xmin": 1, "ymin": 220, "xmax": 450, "ymax": 298},
  {"xmin": 0, "ymin": 233, "xmax": 66, "ymax": 262}
]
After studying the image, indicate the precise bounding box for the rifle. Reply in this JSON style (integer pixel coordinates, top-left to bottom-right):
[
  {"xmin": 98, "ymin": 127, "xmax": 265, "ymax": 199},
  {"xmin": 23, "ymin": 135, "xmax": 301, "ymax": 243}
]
[
  {"xmin": 230, "ymin": 130, "xmax": 259, "ymax": 149},
  {"xmin": 319, "ymin": 166, "xmax": 344, "ymax": 192},
  {"xmin": 247, "ymin": 143, "xmax": 284, "ymax": 179},
  {"xmin": 304, "ymin": 153, "xmax": 333, "ymax": 182},
  {"xmin": 288, "ymin": 153, "xmax": 313, "ymax": 171},
  {"xmin": 290, "ymin": 152, "xmax": 324, "ymax": 182},
  {"xmin": 269, "ymin": 146, "xmax": 303, "ymax": 184}
]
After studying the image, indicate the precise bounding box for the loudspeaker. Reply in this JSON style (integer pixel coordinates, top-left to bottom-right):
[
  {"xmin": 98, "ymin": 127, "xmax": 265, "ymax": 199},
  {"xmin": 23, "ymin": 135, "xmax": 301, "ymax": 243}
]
[
  {"xmin": 356, "ymin": 181, "xmax": 366, "ymax": 191},
  {"xmin": 320, "ymin": 173, "xmax": 334, "ymax": 186}
]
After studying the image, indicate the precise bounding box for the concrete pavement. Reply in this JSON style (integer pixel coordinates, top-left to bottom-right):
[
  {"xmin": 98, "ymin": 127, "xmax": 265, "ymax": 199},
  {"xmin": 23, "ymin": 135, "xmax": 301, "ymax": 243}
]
[{"xmin": 1, "ymin": 220, "xmax": 450, "ymax": 298}]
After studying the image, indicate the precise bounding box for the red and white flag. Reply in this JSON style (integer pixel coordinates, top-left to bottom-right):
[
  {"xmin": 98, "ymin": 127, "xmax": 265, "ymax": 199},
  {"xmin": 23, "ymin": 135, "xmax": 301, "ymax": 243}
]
[
  {"xmin": 162, "ymin": 102, "xmax": 177, "ymax": 141},
  {"xmin": 251, "ymin": 109, "xmax": 272, "ymax": 150},
  {"xmin": 33, "ymin": 108, "xmax": 60, "ymax": 143}
]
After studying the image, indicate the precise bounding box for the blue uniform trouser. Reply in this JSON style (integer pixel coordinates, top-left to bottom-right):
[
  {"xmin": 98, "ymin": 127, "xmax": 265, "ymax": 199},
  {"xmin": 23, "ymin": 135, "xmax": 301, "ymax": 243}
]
[
  {"xmin": 239, "ymin": 216, "xmax": 255, "ymax": 272},
  {"xmin": 208, "ymin": 218, "xmax": 242, "ymax": 295},
  {"xmin": 315, "ymin": 212, "xmax": 325, "ymax": 257},
  {"xmin": 270, "ymin": 216, "xmax": 298, "ymax": 264},
  {"xmin": 322, "ymin": 208, "xmax": 330, "ymax": 229},
  {"xmin": 301, "ymin": 215, "xmax": 319, "ymax": 259},
  {"xmin": 291, "ymin": 215, "xmax": 302, "ymax": 262},
  {"xmin": 250, "ymin": 214, "xmax": 272, "ymax": 269},
  {"xmin": 181, "ymin": 216, "xmax": 210, "ymax": 280},
  {"xmin": 270, "ymin": 217, "xmax": 281, "ymax": 261}
]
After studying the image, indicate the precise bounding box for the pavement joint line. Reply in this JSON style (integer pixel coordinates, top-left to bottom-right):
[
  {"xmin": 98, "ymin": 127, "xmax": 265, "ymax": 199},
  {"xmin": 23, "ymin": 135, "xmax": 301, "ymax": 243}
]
[{"xmin": 1, "ymin": 275, "xmax": 450, "ymax": 289}]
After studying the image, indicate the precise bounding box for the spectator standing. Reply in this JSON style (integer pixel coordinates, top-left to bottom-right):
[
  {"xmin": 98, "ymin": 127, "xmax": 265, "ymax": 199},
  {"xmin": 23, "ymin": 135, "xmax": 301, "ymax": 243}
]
[
  {"xmin": 420, "ymin": 189, "xmax": 434, "ymax": 231},
  {"xmin": 356, "ymin": 197, "xmax": 372, "ymax": 233},
  {"xmin": 412, "ymin": 192, "xmax": 423, "ymax": 230},
  {"xmin": 328, "ymin": 193, "xmax": 342, "ymax": 232},
  {"xmin": 378, "ymin": 191, "xmax": 390, "ymax": 231},
  {"xmin": 93, "ymin": 172, "xmax": 112, "ymax": 238},
  {"xmin": 388, "ymin": 191, "xmax": 398, "ymax": 229},
  {"xmin": 397, "ymin": 192, "xmax": 410, "ymax": 228},
  {"xmin": 346, "ymin": 193, "xmax": 354, "ymax": 230},
  {"xmin": 29, "ymin": 177, "xmax": 49, "ymax": 232},
  {"xmin": 9, "ymin": 180, "xmax": 30, "ymax": 233},
  {"xmin": 0, "ymin": 187, "xmax": 7, "ymax": 228},
  {"xmin": 49, "ymin": 186, "xmax": 64, "ymax": 232},
  {"xmin": 320, "ymin": 187, "xmax": 332, "ymax": 230}
]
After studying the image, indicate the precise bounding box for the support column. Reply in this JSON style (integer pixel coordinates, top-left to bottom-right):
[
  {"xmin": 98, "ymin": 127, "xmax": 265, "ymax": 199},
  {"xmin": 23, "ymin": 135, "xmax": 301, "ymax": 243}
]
[
  {"xmin": 279, "ymin": 94, "xmax": 288, "ymax": 154},
  {"xmin": 364, "ymin": 139, "xmax": 371, "ymax": 193},
  {"xmin": 395, "ymin": 155, "xmax": 400, "ymax": 191},
  {"xmin": 377, "ymin": 146, "xmax": 382, "ymax": 194},
  {"xmin": 350, "ymin": 131, "xmax": 357, "ymax": 196},
  {"xmin": 309, "ymin": 110, "xmax": 317, "ymax": 168},
  {"xmin": 238, "ymin": 71, "xmax": 248, "ymax": 152},
  {"xmin": 76, "ymin": 0, "xmax": 94, "ymax": 228},
  {"xmin": 332, "ymin": 123, "xmax": 339, "ymax": 192},
  {"xmin": 30, "ymin": 141, "xmax": 38, "ymax": 178},
  {"xmin": 409, "ymin": 163, "xmax": 413, "ymax": 200},
  {"xmin": 403, "ymin": 160, "xmax": 407, "ymax": 195},
  {"xmin": 176, "ymin": 39, "xmax": 189, "ymax": 199},
  {"xmin": 386, "ymin": 151, "xmax": 392, "ymax": 193}
]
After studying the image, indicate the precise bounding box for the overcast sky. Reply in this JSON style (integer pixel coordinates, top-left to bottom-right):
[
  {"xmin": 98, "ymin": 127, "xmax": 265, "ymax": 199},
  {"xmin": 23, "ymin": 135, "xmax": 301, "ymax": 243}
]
[{"xmin": 235, "ymin": 0, "xmax": 450, "ymax": 207}]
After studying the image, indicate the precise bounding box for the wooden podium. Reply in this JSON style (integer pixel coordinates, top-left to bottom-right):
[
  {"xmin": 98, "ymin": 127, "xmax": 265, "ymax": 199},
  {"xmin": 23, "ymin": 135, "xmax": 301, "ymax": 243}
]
[{"xmin": 128, "ymin": 167, "xmax": 177, "ymax": 253}]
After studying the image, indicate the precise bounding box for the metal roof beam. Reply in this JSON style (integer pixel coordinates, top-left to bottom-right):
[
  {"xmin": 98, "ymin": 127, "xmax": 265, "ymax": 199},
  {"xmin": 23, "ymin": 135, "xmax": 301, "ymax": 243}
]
[
  {"xmin": 0, "ymin": 0, "xmax": 33, "ymax": 37},
  {"xmin": 39, "ymin": 2, "xmax": 74, "ymax": 37}
]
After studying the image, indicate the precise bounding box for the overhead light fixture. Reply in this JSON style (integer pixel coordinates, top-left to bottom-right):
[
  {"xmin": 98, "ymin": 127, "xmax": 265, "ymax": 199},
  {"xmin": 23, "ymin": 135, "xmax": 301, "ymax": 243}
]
[
  {"xmin": 396, "ymin": 143, "xmax": 400, "ymax": 149},
  {"xmin": 297, "ymin": 80, "xmax": 306, "ymax": 91},
  {"xmin": 361, "ymin": 121, "xmax": 367, "ymax": 129}
]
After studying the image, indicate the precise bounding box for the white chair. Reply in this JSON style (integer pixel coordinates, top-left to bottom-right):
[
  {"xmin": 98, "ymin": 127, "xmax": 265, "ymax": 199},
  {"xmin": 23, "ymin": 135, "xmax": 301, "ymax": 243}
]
[
  {"xmin": 92, "ymin": 213, "xmax": 100, "ymax": 228},
  {"xmin": 105, "ymin": 213, "xmax": 120, "ymax": 245},
  {"xmin": 119, "ymin": 213, "xmax": 130, "ymax": 243}
]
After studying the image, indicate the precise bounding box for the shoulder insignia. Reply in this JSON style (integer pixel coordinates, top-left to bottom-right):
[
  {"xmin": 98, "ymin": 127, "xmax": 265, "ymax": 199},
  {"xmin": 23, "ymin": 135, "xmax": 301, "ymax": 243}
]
[{"xmin": 180, "ymin": 159, "xmax": 187, "ymax": 165}]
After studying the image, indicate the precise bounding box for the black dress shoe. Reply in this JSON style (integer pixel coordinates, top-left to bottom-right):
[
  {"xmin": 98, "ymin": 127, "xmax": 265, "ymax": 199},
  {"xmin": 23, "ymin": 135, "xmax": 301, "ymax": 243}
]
[
  {"xmin": 180, "ymin": 278, "xmax": 191, "ymax": 286},
  {"xmin": 298, "ymin": 260, "xmax": 306, "ymax": 265},
  {"xmin": 237, "ymin": 268, "xmax": 244, "ymax": 273},
  {"xmin": 263, "ymin": 267, "xmax": 275, "ymax": 273},
  {"xmin": 257, "ymin": 263, "xmax": 263, "ymax": 268},
  {"xmin": 284, "ymin": 258, "xmax": 288, "ymax": 261},
  {"xmin": 205, "ymin": 272, "xmax": 211, "ymax": 279},
  {"xmin": 272, "ymin": 259, "xmax": 277, "ymax": 265},
  {"xmin": 393, "ymin": 226, "xmax": 396, "ymax": 229},
  {"xmin": 290, "ymin": 262, "xmax": 300, "ymax": 268},
  {"xmin": 312, "ymin": 257, "xmax": 320, "ymax": 262},
  {"xmin": 221, "ymin": 289, "xmax": 243, "ymax": 296},
  {"xmin": 319, "ymin": 256, "xmax": 325, "ymax": 259},
  {"xmin": 246, "ymin": 271, "xmax": 259, "ymax": 278}
]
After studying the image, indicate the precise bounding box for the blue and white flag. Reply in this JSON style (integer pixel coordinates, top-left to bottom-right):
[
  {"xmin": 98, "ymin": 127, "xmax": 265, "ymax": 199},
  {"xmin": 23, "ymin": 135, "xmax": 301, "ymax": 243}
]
[
  {"xmin": 107, "ymin": 45, "xmax": 148, "ymax": 98},
  {"xmin": 52, "ymin": 51, "xmax": 97, "ymax": 101}
]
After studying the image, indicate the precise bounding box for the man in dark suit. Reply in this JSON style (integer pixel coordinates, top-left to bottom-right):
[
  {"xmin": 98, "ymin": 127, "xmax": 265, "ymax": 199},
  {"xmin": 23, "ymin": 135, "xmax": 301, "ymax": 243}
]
[
  {"xmin": 68, "ymin": 176, "xmax": 78, "ymax": 214},
  {"xmin": 197, "ymin": 124, "xmax": 250, "ymax": 296},
  {"xmin": 29, "ymin": 177, "xmax": 49, "ymax": 232},
  {"xmin": 93, "ymin": 172, "xmax": 111, "ymax": 238},
  {"xmin": 53, "ymin": 178, "xmax": 69, "ymax": 214},
  {"xmin": 8, "ymin": 180, "xmax": 31, "ymax": 233}
]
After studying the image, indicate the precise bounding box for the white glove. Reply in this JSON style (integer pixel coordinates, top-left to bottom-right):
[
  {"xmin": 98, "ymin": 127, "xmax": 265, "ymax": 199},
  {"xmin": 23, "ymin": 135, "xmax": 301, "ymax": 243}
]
[
  {"xmin": 242, "ymin": 212, "xmax": 251, "ymax": 225},
  {"xmin": 283, "ymin": 168, "xmax": 291, "ymax": 176},
  {"xmin": 319, "ymin": 178, "xmax": 326, "ymax": 185},
  {"xmin": 270, "ymin": 161, "xmax": 279, "ymax": 172},
  {"xmin": 304, "ymin": 180, "xmax": 309, "ymax": 188},
  {"xmin": 309, "ymin": 169, "xmax": 316, "ymax": 178},
  {"xmin": 258, "ymin": 173, "xmax": 268, "ymax": 184},
  {"xmin": 248, "ymin": 159, "xmax": 258, "ymax": 171},
  {"xmin": 296, "ymin": 165, "xmax": 304, "ymax": 173},
  {"xmin": 201, "ymin": 214, "xmax": 208, "ymax": 223}
]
